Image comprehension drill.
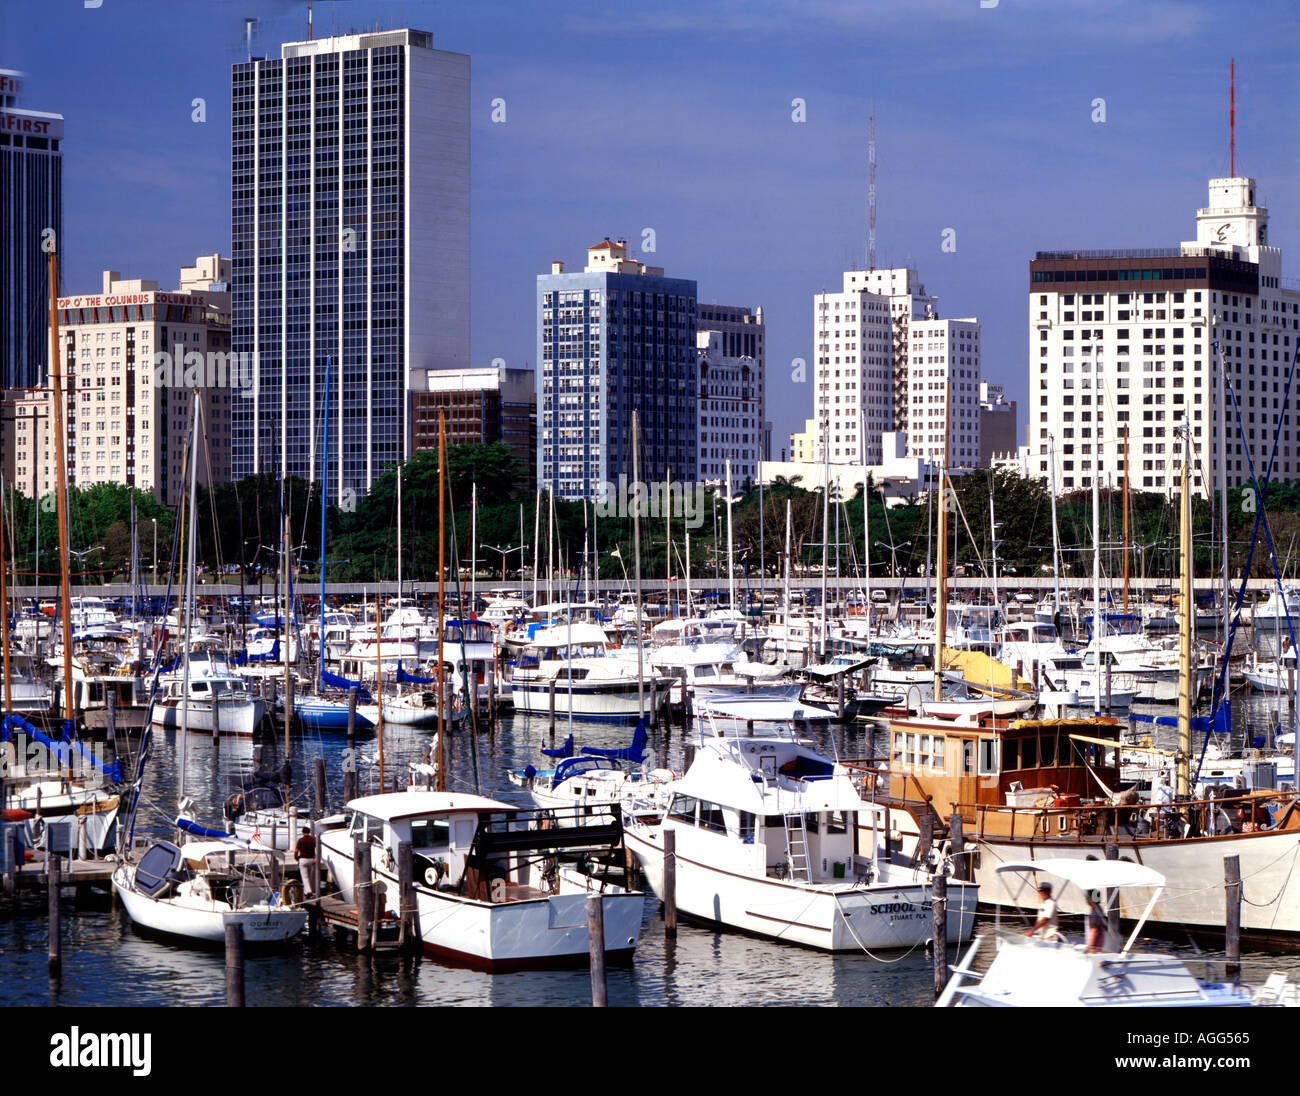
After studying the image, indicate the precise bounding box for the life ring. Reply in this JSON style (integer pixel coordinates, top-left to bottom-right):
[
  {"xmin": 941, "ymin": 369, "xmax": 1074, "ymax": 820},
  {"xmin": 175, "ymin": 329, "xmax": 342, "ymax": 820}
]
[{"xmin": 649, "ymin": 768, "xmax": 676, "ymax": 784}]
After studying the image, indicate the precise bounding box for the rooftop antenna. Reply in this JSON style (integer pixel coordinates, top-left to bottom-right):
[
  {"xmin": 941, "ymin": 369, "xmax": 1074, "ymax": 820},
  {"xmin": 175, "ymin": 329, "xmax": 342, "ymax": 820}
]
[
  {"xmin": 1229, "ymin": 58, "xmax": 1236, "ymax": 177},
  {"xmin": 309, "ymin": 0, "xmax": 313, "ymax": 40},
  {"xmin": 868, "ymin": 114, "xmax": 876, "ymax": 272}
]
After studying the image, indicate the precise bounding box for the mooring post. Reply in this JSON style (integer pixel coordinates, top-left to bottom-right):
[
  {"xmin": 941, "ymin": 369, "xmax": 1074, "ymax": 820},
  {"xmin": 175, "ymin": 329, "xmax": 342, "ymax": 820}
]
[
  {"xmin": 1105, "ymin": 842, "xmax": 1120, "ymax": 943},
  {"xmin": 314, "ymin": 758, "xmax": 327, "ymax": 819},
  {"xmin": 225, "ymin": 922, "xmax": 245, "ymax": 1006},
  {"xmin": 549, "ymin": 678, "xmax": 557, "ymax": 738},
  {"xmin": 663, "ymin": 828, "xmax": 677, "ymax": 937},
  {"xmin": 355, "ymin": 840, "xmax": 374, "ymax": 954},
  {"xmin": 931, "ymin": 872, "xmax": 948, "ymax": 999},
  {"xmin": 47, "ymin": 852, "xmax": 62, "ymax": 975},
  {"xmin": 1225, "ymin": 854, "xmax": 1241, "ymax": 980},
  {"xmin": 948, "ymin": 813, "xmax": 967, "ymax": 882},
  {"xmin": 837, "ymin": 672, "xmax": 846, "ymax": 722},
  {"xmin": 344, "ymin": 688, "xmax": 358, "ymax": 804},
  {"xmin": 587, "ymin": 893, "xmax": 607, "ymax": 1007},
  {"xmin": 397, "ymin": 840, "xmax": 416, "ymax": 952}
]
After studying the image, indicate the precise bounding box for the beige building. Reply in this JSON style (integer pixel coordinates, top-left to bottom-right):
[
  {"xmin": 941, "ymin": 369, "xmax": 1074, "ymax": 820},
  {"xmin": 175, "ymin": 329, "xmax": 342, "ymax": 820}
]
[{"xmin": 8, "ymin": 256, "xmax": 236, "ymax": 506}]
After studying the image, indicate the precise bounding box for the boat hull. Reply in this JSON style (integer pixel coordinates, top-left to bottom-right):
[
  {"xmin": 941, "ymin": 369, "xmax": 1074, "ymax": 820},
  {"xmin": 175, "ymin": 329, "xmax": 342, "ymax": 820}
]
[
  {"xmin": 624, "ymin": 823, "xmax": 977, "ymax": 951},
  {"xmin": 112, "ymin": 865, "xmax": 307, "ymax": 944},
  {"xmin": 511, "ymin": 679, "xmax": 650, "ymax": 722},
  {"xmin": 151, "ymin": 697, "xmax": 266, "ymax": 736}
]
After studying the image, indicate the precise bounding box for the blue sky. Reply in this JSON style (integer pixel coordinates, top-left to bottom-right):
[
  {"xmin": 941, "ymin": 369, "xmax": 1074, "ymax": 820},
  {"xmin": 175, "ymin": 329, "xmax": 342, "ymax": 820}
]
[{"xmin": 4, "ymin": 0, "xmax": 1298, "ymax": 457}]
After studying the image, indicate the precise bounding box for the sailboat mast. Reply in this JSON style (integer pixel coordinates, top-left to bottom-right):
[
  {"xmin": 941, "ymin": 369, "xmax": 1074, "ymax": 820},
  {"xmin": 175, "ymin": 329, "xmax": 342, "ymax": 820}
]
[
  {"xmin": 179, "ymin": 393, "xmax": 201, "ymax": 805},
  {"xmin": 1093, "ymin": 440, "xmax": 1103, "ymax": 716},
  {"xmin": 0, "ymin": 478, "xmax": 10, "ymax": 714},
  {"xmin": 934, "ymin": 359, "xmax": 951, "ymax": 703},
  {"xmin": 862, "ymin": 461, "xmax": 871, "ymax": 637},
  {"xmin": 726, "ymin": 460, "xmax": 736, "ymax": 619},
  {"xmin": 664, "ymin": 470, "xmax": 670, "ymax": 619},
  {"xmin": 1049, "ymin": 434, "xmax": 1063, "ymax": 621},
  {"xmin": 471, "ymin": 482, "xmax": 477, "ymax": 613},
  {"xmin": 319, "ymin": 355, "xmax": 329, "ymax": 691},
  {"xmin": 632, "ymin": 411, "xmax": 644, "ymax": 721},
  {"xmin": 1123, "ymin": 426, "xmax": 1130, "ymax": 614},
  {"xmin": 437, "ymin": 410, "xmax": 447, "ymax": 792},
  {"xmin": 1177, "ymin": 425, "xmax": 1193, "ymax": 797},
  {"xmin": 49, "ymin": 248, "xmax": 75, "ymax": 723}
]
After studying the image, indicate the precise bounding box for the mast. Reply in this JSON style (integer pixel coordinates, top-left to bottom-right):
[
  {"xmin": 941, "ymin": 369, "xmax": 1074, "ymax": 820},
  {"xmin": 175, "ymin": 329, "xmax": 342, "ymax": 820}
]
[
  {"xmin": 783, "ymin": 499, "xmax": 792, "ymax": 663},
  {"xmin": 531, "ymin": 489, "xmax": 540, "ymax": 609},
  {"xmin": 632, "ymin": 410, "xmax": 644, "ymax": 721},
  {"xmin": 1177, "ymin": 424, "xmax": 1193, "ymax": 798},
  {"xmin": 283, "ymin": 506, "xmax": 293, "ymax": 757},
  {"xmin": 820, "ymin": 420, "xmax": 830, "ymax": 660},
  {"xmin": 319, "ymin": 355, "xmax": 330, "ymax": 692},
  {"xmin": 988, "ymin": 471, "xmax": 999, "ymax": 619},
  {"xmin": 664, "ymin": 470, "xmax": 670, "ymax": 619},
  {"xmin": 1092, "ymin": 442, "xmax": 1103, "ymax": 716},
  {"xmin": 725, "ymin": 459, "xmax": 736, "ymax": 619},
  {"xmin": 49, "ymin": 248, "xmax": 75, "ymax": 724},
  {"xmin": 471, "ymin": 482, "xmax": 477, "ymax": 614},
  {"xmin": 436, "ymin": 410, "xmax": 447, "ymax": 792},
  {"xmin": 862, "ymin": 460, "xmax": 871, "ymax": 638},
  {"xmin": 1217, "ymin": 329, "xmax": 1229, "ymax": 651},
  {"xmin": 179, "ymin": 393, "xmax": 201, "ymax": 810},
  {"xmin": 934, "ymin": 358, "xmax": 951, "ymax": 703},
  {"xmin": 1123, "ymin": 426, "xmax": 1130, "ymax": 614},
  {"xmin": 1048, "ymin": 434, "xmax": 1063, "ymax": 623},
  {"xmin": 0, "ymin": 477, "xmax": 10, "ymax": 715}
]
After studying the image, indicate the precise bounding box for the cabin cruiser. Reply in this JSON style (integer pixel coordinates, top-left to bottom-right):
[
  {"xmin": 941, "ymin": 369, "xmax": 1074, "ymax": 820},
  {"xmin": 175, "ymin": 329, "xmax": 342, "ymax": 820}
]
[
  {"xmin": 508, "ymin": 754, "xmax": 678, "ymax": 822},
  {"xmin": 318, "ymin": 791, "xmax": 645, "ymax": 970},
  {"xmin": 645, "ymin": 639, "xmax": 790, "ymax": 705},
  {"xmin": 509, "ymin": 622, "xmax": 671, "ymax": 722},
  {"xmin": 997, "ymin": 623, "xmax": 1138, "ymax": 710},
  {"xmin": 1253, "ymin": 585, "xmax": 1300, "ymax": 625},
  {"xmin": 622, "ymin": 720, "xmax": 978, "ymax": 951},
  {"xmin": 938, "ymin": 860, "xmax": 1289, "ymax": 1007},
  {"xmin": 151, "ymin": 647, "xmax": 268, "ymax": 736}
]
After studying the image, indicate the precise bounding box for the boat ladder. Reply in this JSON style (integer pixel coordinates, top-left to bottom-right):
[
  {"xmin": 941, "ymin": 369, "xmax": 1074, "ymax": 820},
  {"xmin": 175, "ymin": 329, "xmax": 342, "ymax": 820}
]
[{"xmin": 785, "ymin": 812, "xmax": 812, "ymax": 882}]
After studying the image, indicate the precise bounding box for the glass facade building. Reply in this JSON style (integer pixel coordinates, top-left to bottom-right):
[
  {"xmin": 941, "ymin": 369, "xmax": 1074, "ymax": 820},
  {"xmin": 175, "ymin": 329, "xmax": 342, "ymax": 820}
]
[{"xmin": 230, "ymin": 30, "xmax": 468, "ymax": 501}]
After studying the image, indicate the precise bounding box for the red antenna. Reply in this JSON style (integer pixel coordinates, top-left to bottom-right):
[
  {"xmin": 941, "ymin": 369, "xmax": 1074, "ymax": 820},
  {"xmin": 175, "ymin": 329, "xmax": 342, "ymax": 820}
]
[
  {"xmin": 868, "ymin": 115, "xmax": 876, "ymax": 272},
  {"xmin": 1229, "ymin": 58, "xmax": 1235, "ymax": 177}
]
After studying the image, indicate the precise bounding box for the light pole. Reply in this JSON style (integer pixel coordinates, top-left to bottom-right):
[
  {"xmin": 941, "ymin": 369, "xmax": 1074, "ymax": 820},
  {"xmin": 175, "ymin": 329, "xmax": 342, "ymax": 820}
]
[
  {"xmin": 484, "ymin": 544, "xmax": 524, "ymax": 583},
  {"xmin": 882, "ymin": 540, "xmax": 911, "ymax": 579},
  {"xmin": 151, "ymin": 518, "xmax": 158, "ymax": 587}
]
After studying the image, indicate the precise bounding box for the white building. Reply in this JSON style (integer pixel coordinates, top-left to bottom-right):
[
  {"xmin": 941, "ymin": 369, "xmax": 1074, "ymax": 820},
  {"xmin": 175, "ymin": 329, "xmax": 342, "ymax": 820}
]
[
  {"xmin": 1028, "ymin": 174, "xmax": 1300, "ymax": 497},
  {"xmin": 905, "ymin": 317, "xmax": 981, "ymax": 481},
  {"xmin": 759, "ymin": 432, "xmax": 932, "ymax": 508},
  {"xmin": 696, "ymin": 330, "xmax": 763, "ymax": 485}
]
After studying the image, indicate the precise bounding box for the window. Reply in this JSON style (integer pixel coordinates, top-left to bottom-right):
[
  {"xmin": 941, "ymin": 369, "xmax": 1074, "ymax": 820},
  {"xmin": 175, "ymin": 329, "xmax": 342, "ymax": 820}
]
[
  {"xmin": 668, "ymin": 795, "xmax": 698, "ymax": 825},
  {"xmin": 978, "ymin": 738, "xmax": 999, "ymax": 775}
]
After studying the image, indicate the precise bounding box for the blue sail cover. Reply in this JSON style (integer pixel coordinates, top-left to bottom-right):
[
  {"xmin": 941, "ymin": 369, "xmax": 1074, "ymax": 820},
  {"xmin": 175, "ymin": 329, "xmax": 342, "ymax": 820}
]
[
  {"xmin": 396, "ymin": 662, "xmax": 438, "ymax": 686},
  {"xmin": 581, "ymin": 718, "xmax": 648, "ymax": 764},
  {"xmin": 248, "ymin": 638, "xmax": 280, "ymax": 663},
  {"xmin": 320, "ymin": 670, "xmax": 372, "ymax": 705},
  {"xmin": 1129, "ymin": 701, "xmax": 1229, "ymax": 738},
  {"xmin": 541, "ymin": 732, "xmax": 574, "ymax": 759},
  {"xmin": 0, "ymin": 713, "xmax": 125, "ymax": 782},
  {"xmin": 176, "ymin": 817, "xmax": 235, "ymax": 839}
]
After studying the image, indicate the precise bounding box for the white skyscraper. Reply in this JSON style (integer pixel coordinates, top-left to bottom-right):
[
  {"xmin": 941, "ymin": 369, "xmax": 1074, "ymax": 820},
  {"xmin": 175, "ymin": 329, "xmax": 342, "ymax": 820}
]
[{"xmin": 1028, "ymin": 174, "xmax": 1300, "ymax": 498}]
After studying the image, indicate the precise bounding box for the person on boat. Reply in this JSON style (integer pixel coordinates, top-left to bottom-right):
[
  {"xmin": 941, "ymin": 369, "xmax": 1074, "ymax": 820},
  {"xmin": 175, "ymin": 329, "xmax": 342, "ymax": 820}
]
[
  {"xmin": 1025, "ymin": 882, "xmax": 1063, "ymax": 943},
  {"xmin": 294, "ymin": 826, "xmax": 318, "ymax": 900},
  {"xmin": 1085, "ymin": 891, "xmax": 1106, "ymax": 953}
]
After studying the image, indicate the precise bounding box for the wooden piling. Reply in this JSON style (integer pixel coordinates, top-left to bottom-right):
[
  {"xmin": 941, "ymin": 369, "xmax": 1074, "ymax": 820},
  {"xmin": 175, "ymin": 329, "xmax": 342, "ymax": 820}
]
[
  {"xmin": 224, "ymin": 922, "xmax": 245, "ymax": 1006},
  {"xmin": 47, "ymin": 853, "xmax": 61, "ymax": 975},
  {"xmin": 397, "ymin": 840, "xmax": 416, "ymax": 952},
  {"xmin": 931, "ymin": 872, "xmax": 948, "ymax": 998},
  {"xmin": 948, "ymin": 814, "xmax": 967, "ymax": 882},
  {"xmin": 344, "ymin": 688, "xmax": 358, "ymax": 804},
  {"xmin": 663, "ymin": 828, "xmax": 677, "ymax": 937},
  {"xmin": 1104, "ymin": 843, "xmax": 1120, "ymax": 942},
  {"xmin": 837, "ymin": 673, "xmax": 846, "ymax": 722},
  {"xmin": 587, "ymin": 893, "xmax": 607, "ymax": 1007},
  {"xmin": 356, "ymin": 841, "xmax": 374, "ymax": 953},
  {"xmin": 1225, "ymin": 854, "xmax": 1241, "ymax": 980},
  {"xmin": 549, "ymin": 679, "xmax": 557, "ymax": 738},
  {"xmin": 3, "ymin": 825, "xmax": 16, "ymax": 896},
  {"xmin": 314, "ymin": 758, "xmax": 327, "ymax": 818}
]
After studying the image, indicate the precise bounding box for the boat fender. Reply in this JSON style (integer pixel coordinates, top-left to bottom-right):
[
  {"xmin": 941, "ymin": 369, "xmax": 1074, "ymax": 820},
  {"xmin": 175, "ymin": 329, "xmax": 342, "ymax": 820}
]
[
  {"xmin": 381, "ymin": 847, "xmax": 395, "ymax": 872},
  {"xmin": 1, "ymin": 808, "xmax": 32, "ymax": 822},
  {"xmin": 649, "ymin": 769, "xmax": 676, "ymax": 784}
]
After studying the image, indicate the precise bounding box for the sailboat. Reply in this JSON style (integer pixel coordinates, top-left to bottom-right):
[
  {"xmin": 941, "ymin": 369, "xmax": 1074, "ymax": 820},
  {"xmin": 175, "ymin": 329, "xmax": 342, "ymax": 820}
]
[{"xmin": 114, "ymin": 395, "xmax": 306, "ymax": 945}]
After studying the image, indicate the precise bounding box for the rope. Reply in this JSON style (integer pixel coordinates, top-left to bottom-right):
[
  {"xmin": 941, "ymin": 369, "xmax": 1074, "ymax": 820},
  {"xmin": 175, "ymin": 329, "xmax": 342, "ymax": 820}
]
[{"xmin": 832, "ymin": 890, "xmax": 932, "ymax": 962}]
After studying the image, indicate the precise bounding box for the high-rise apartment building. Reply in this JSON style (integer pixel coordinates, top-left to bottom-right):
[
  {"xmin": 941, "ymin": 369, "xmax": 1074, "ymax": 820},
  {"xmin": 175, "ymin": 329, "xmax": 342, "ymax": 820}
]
[
  {"xmin": 9, "ymin": 260, "xmax": 235, "ymax": 506},
  {"xmin": 0, "ymin": 69, "xmax": 63, "ymax": 392},
  {"xmin": 1028, "ymin": 174, "xmax": 1299, "ymax": 497},
  {"xmin": 537, "ymin": 238, "xmax": 697, "ymax": 499},
  {"xmin": 230, "ymin": 30, "xmax": 469, "ymax": 502},
  {"xmin": 696, "ymin": 330, "xmax": 763, "ymax": 485},
  {"xmin": 906, "ymin": 317, "xmax": 981, "ymax": 480}
]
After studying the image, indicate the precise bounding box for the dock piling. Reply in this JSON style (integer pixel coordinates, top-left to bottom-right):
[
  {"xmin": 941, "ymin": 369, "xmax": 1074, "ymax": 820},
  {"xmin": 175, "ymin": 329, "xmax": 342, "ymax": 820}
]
[
  {"xmin": 931, "ymin": 872, "xmax": 948, "ymax": 998},
  {"xmin": 47, "ymin": 853, "xmax": 61, "ymax": 975},
  {"xmin": 356, "ymin": 841, "xmax": 374, "ymax": 954},
  {"xmin": 663, "ymin": 828, "xmax": 677, "ymax": 937},
  {"xmin": 397, "ymin": 840, "xmax": 416, "ymax": 952},
  {"xmin": 587, "ymin": 893, "xmax": 607, "ymax": 1007},
  {"xmin": 314, "ymin": 758, "xmax": 327, "ymax": 818},
  {"xmin": 1225, "ymin": 854, "xmax": 1241, "ymax": 980},
  {"xmin": 344, "ymin": 688, "xmax": 358, "ymax": 804},
  {"xmin": 224, "ymin": 922, "xmax": 245, "ymax": 1006}
]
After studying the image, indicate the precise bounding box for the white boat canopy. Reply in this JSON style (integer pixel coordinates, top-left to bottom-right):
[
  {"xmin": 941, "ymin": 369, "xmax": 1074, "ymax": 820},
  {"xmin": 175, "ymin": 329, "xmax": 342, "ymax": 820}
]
[{"xmin": 995, "ymin": 858, "xmax": 1165, "ymax": 892}]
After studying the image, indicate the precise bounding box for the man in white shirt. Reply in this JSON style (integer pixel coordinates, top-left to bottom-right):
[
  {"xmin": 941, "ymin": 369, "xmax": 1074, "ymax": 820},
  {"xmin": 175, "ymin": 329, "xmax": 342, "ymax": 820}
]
[{"xmin": 1025, "ymin": 882, "xmax": 1063, "ymax": 942}]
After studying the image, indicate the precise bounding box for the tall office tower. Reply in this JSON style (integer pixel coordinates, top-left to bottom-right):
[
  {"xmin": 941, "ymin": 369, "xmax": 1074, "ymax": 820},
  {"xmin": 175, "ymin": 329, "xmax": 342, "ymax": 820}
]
[
  {"xmin": 231, "ymin": 30, "xmax": 469, "ymax": 502},
  {"xmin": 1028, "ymin": 174, "xmax": 1299, "ymax": 498},
  {"xmin": 904, "ymin": 317, "xmax": 981, "ymax": 482},
  {"xmin": 794, "ymin": 266, "xmax": 938, "ymax": 466},
  {"xmin": 537, "ymin": 238, "xmax": 698, "ymax": 499},
  {"xmin": 0, "ymin": 70, "xmax": 63, "ymax": 392}
]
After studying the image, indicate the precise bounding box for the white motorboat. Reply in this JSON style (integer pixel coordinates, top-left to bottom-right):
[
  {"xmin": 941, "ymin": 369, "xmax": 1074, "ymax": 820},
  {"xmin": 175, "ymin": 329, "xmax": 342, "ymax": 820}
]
[
  {"xmin": 508, "ymin": 754, "xmax": 678, "ymax": 821},
  {"xmin": 623, "ymin": 721, "xmax": 978, "ymax": 951},
  {"xmin": 318, "ymin": 791, "xmax": 646, "ymax": 970},
  {"xmin": 112, "ymin": 838, "xmax": 307, "ymax": 945},
  {"xmin": 692, "ymin": 691, "xmax": 839, "ymax": 731},
  {"xmin": 938, "ymin": 859, "xmax": 1292, "ymax": 1007},
  {"xmin": 151, "ymin": 647, "xmax": 267, "ymax": 736}
]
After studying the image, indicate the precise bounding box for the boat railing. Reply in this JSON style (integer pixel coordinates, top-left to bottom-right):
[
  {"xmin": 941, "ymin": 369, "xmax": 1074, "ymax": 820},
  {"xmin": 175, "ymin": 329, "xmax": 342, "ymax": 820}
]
[{"xmin": 966, "ymin": 788, "xmax": 1297, "ymax": 842}]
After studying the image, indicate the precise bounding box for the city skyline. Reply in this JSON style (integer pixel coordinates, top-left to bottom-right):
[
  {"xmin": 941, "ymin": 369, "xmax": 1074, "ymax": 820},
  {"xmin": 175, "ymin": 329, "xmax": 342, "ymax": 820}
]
[{"xmin": 2, "ymin": 0, "xmax": 1297, "ymax": 466}]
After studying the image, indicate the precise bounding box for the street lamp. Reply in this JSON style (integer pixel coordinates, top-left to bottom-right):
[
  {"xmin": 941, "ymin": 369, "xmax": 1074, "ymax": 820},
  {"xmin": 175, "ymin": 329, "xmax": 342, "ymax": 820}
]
[
  {"xmin": 882, "ymin": 540, "xmax": 911, "ymax": 578},
  {"xmin": 484, "ymin": 543, "xmax": 525, "ymax": 583}
]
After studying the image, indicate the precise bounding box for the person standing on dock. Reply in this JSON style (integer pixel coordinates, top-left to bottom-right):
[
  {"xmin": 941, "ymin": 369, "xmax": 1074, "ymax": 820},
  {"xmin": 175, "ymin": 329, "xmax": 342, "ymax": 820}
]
[{"xmin": 295, "ymin": 826, "xmax": 318, "ymax": 900}]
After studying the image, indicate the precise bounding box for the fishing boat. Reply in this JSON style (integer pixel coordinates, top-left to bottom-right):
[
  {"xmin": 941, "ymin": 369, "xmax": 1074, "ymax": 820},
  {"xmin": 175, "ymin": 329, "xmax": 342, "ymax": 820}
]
[
  {"xmin": 622, "ymin": 719, "xmax": 978, "ymax": 951},
  {"xmin": 937, "ymin": 859, "xmax": 1292, "ymax": 1007},
  {"xmin": 112, "ymin": 838, "xmax": 307, "ymax": 945},
  {"xmin": 318, "ymin": 791, "xmax": 646, "ymax": 970}
]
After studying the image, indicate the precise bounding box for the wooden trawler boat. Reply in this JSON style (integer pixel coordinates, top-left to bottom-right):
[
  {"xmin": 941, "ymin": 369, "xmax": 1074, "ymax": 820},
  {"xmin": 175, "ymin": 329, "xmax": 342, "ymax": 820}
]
[{"xmin": 318, "ymin": 791, "xmax": 646, "ymax": 970}]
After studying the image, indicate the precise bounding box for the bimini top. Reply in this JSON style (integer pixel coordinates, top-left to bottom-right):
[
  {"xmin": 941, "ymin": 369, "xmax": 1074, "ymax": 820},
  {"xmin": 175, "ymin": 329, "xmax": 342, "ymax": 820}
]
[
  {"xmin": 996, "ymin": 859, "xmax": 1165, "ymax": 892},
  {"xmin": 346, "ymin": 791, "xmax": 512, "ymax": 822}
]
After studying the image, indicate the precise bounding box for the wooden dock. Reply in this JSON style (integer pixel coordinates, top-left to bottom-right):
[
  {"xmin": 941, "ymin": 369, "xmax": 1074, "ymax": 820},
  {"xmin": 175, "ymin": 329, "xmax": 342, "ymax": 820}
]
[{"xmin": 308, "ymin": 895, "xmax": 403, "ymax": 951}]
